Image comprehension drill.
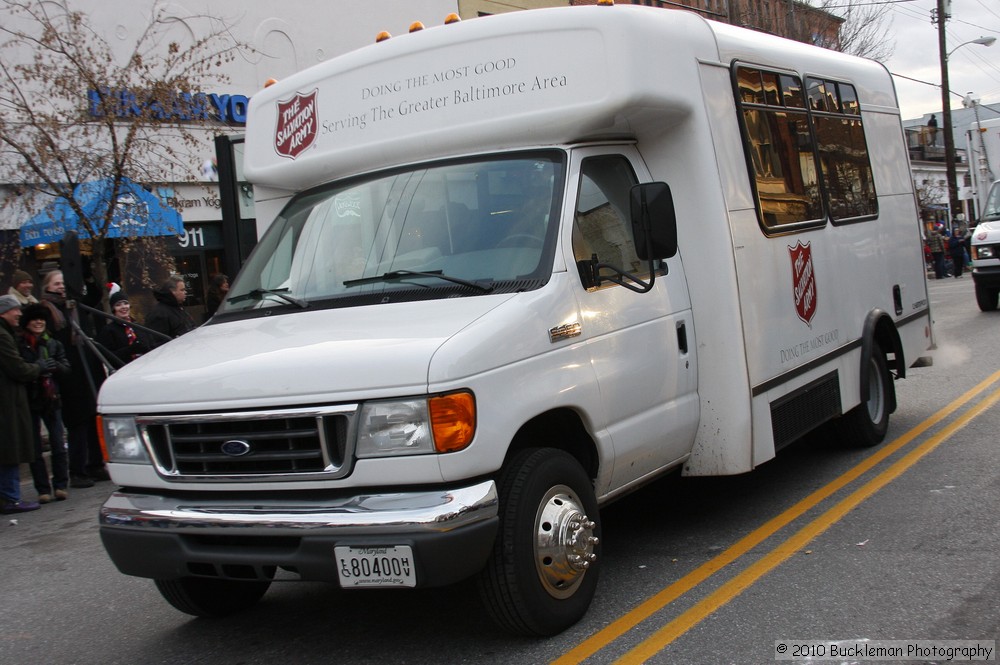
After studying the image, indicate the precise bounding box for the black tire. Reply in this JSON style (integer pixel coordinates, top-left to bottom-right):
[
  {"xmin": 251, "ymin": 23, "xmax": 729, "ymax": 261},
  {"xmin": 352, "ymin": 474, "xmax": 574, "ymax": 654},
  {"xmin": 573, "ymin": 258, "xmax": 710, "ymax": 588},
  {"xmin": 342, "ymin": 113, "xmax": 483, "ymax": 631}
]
[
  {"xmin": 478, "ymin": 448, "xmax": 601, "ymax": 636},
  {"xmin": 154, "ymin": 577, "xmax": 271, "ymax": 617},
  {"xmin": 836, "ymin": 343, "xmax": 891, "ymax": 447},
  {"xmin": 975, "ymin": 284, "xmax": 999, "ymax": 312}
]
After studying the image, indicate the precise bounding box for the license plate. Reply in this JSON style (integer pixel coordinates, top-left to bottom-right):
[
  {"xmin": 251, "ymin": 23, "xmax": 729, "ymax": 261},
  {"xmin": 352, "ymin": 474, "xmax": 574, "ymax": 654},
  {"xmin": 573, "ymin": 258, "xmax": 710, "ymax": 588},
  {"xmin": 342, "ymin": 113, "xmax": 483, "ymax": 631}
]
[{"xmin": 335, "ymin": 545, "xmax": 416, "ymax": 588}]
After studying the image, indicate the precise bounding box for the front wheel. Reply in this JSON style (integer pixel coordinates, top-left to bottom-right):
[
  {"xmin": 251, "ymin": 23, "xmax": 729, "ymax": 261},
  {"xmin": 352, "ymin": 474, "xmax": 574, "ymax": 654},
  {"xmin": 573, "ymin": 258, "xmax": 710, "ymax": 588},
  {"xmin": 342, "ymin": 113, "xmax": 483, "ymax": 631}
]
[
  {"xmin": 975, "ymin": 283, "xmax": 999, "ymax": 311},
  {"xmin": 154, "ymin": 577, "xmax": 272, "ymax": 617},
  {"xmin": 836, "ymin": 342, "xmax": 891, "ymax": 447},
  {"xmin": 478, "ymin": 448, "xmax": 601, "ymax": 636}
]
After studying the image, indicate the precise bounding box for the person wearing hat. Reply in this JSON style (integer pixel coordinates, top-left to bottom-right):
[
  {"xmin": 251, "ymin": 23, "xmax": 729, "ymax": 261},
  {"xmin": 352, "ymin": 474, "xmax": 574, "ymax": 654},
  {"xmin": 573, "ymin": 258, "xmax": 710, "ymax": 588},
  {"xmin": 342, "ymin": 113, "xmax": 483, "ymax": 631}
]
[
  {"xmin": 18, "ymin": 303, "xmax": 71, "ymax": 504},
  {"xmin": 7, "ymin": 270, "xmax": 38, "ymax": 306},
  {"xmin": 0, "ymin": 294, "xmax": 55, "ymax": 514},
  {"xmin": 96, "ymin": 291, "xmax": 153, "ymax": 366}
]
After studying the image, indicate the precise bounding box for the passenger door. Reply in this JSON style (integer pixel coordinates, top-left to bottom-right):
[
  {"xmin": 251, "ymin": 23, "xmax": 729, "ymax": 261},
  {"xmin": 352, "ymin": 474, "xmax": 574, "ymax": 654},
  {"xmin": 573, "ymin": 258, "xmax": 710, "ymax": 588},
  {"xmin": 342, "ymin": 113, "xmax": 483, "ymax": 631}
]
[{"xmin": 565, "ymin": 147, "xmax": 699, "ymax": 494}]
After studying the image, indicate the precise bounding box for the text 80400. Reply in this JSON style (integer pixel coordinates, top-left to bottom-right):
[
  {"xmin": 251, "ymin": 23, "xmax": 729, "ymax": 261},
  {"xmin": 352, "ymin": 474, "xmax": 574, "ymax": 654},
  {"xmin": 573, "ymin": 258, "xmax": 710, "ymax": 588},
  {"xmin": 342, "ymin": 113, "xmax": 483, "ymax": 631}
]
[{"xmin": 334, "ymin": 545, "xmax": 416, "ymax": 588}]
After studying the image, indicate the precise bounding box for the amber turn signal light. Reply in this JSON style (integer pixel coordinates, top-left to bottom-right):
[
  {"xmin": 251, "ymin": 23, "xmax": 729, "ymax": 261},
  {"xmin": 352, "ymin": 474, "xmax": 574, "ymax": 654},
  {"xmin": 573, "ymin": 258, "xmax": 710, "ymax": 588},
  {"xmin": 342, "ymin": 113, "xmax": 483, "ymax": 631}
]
[{"xmin": 429, "ymin": 392, "xmax": 476, "ymax": 453}]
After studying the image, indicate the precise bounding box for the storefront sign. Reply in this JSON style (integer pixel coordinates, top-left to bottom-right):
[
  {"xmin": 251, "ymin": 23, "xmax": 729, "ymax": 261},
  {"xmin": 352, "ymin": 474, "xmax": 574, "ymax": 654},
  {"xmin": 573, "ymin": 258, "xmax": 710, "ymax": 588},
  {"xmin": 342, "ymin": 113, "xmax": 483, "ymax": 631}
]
[
  {"xmin": 171, "ymin": 223, "xmax": 223, "ymax": 251},
  {"xmin": 87, "ymin": 88, "xmax": 249, "ymax": 125}
]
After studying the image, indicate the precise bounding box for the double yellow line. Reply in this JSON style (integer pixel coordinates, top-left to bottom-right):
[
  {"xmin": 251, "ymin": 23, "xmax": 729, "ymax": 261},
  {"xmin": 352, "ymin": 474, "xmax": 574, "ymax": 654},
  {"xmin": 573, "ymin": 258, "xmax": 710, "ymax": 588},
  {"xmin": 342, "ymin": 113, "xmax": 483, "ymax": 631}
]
[{"xmin": 555, "ymin": 369, "xmax": 1000, "ymax": 665}]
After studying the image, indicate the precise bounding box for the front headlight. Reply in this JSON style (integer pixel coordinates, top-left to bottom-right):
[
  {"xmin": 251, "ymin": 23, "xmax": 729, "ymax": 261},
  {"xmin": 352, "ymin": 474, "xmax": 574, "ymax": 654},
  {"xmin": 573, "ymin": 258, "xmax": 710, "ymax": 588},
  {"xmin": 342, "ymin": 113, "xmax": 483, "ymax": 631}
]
[
  {"xmin": 99, "ymin": 416, "xmax": 151, "ymax": 464},
  {"xmin": 357, "ymin": 399, "xmax": 434, "ymax": 458},
  {"xmin": 356, "ymin": 391, "xmax": 476, "ymax": 458},
  {"xmin": 974, "ymin": 245, "xmax": 995, "ymax": 260}
]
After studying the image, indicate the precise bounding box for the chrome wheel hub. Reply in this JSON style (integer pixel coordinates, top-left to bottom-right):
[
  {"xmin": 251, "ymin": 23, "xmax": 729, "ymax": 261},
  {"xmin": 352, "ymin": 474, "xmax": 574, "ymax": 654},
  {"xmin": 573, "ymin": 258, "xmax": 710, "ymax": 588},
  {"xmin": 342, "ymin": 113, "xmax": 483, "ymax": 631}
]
[{"xmin": 534, "ymin": 484, "xmax": 599, "ymax": 599}]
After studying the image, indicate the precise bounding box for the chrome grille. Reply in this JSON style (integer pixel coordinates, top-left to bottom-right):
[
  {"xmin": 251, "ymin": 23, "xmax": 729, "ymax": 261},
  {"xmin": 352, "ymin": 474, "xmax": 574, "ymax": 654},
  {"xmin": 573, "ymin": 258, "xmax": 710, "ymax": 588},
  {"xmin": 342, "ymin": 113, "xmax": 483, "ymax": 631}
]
[{"xmin": 138, "ymin": 406, "xmax": 356, "ymax": 481}]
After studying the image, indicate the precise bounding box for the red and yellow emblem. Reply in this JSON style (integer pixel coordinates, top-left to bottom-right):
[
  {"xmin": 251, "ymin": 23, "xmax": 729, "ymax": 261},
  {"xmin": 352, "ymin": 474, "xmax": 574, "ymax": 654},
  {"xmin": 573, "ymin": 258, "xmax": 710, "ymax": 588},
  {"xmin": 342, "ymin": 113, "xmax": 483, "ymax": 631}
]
[
  {"xmin": 274, "ymin": 90, "xmax": 318, "ymax": 159},
  {"xmin": 789, "ymin": 241, "xmax": 817, "ymax": 325}
]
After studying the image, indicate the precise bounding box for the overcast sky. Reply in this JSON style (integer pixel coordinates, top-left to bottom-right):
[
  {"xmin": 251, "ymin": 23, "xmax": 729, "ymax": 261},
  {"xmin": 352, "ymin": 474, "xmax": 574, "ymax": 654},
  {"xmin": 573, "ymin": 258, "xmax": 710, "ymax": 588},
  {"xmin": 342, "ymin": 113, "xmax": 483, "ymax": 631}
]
[{"xmin": 880, "ymin": 0, "xmax": 1000, "ymax": 121}]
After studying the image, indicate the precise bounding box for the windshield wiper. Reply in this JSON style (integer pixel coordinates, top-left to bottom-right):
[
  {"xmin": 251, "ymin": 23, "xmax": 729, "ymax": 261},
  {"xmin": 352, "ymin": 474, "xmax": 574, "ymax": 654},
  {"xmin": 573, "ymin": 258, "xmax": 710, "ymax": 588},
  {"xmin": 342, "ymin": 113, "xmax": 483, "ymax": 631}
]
[
  {"xmin": 343, "ymin": 270, "xmax": 493, "ymax": 293},
  {"xmin": 227, "ymin": 288, "xmax": 309, "ymax": 308}
]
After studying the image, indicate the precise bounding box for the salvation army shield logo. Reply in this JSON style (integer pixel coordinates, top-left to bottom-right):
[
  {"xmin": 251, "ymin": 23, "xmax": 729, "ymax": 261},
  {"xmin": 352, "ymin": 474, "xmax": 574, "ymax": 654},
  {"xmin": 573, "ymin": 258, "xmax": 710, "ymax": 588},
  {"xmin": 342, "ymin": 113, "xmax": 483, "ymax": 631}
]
[
  {"xmin": 789, "ymin": 241, "xmax": 817, "ymax": 325},
  {"xmin": 274, "ymin": 90, "xmax": 318, "ymax": 159}
]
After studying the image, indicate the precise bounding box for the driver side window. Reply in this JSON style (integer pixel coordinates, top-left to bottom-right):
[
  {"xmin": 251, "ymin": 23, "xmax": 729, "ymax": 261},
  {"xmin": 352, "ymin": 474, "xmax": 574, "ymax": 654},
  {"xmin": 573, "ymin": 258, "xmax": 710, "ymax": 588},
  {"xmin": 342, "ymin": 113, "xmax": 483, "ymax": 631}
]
[{"xmin": 572, "ymin": 155, "xmax": 643, "ymax": 287}]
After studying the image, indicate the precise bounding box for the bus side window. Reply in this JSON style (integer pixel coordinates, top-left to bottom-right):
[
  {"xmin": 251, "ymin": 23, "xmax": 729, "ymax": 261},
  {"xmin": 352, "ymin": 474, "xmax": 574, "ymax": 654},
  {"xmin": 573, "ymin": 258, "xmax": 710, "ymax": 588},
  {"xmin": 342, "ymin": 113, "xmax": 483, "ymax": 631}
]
[
  {"xmin": 736, "ymin": 65, "xmax": 822, "ymax": 230},
  {"xmin": 736, "ymin": 63, "xmax": 878, "ymax": 232}
]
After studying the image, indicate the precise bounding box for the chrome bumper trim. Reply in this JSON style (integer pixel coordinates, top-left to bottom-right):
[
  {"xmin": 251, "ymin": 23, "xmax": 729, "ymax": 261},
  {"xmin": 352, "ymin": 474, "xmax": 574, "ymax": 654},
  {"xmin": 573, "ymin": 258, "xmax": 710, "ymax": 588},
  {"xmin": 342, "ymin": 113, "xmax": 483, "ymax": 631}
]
[{"xmin": 100, "ymin": 480, "xmax": 498, "ymax": 536}]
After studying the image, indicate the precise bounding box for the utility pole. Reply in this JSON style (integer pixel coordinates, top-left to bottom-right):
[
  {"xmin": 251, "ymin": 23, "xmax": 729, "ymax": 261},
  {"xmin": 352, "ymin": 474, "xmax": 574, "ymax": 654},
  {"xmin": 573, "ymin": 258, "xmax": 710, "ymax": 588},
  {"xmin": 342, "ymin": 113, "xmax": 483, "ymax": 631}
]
[{"xmin": 935, "ymin": 0, "xmax": 962, "ymax": 224}]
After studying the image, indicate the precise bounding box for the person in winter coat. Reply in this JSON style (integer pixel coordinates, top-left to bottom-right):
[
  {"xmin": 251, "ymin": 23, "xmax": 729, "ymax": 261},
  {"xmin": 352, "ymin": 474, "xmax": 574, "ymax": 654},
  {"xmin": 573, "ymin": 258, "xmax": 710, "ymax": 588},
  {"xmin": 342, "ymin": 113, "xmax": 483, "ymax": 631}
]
[
  {"xmin": 950, "ymin": 221, "xmax": 970, "ymax": 278},
  {"xmin": 38, "ymin": 270, "xmax": 107, "ymax": 488},
  {"xmin": 204, "ymin": 273, "xmax": 229, "ymax": 322},
  {"xmin": 145, "ymin": 275, "xmax": 195, "ymax": 344},
  {"xmin": 0, "ymin": 295, "xmax": 49, "ymax": 514},
  {"xmin": 926, "ymin": 225, "xmax": 946, "ymax": 279},
  {"xmin": 18, "ymin": 304, "xmax": 72, "ymax": 503},
  {"xmin": 8, "ymin": 269, "xmax": 38, "ymax": 306},
  {"xmin": 96, "ymin": 291, "xmax": 154, "ymax": 366}
]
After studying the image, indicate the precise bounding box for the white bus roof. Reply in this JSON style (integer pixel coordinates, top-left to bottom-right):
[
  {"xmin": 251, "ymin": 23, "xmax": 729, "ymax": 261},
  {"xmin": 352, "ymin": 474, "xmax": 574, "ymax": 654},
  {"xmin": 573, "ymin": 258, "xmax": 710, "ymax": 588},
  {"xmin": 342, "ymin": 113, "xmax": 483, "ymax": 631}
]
[{"xmin": 244, "ymin": 4, "xmax": 897, "ymax": 191}]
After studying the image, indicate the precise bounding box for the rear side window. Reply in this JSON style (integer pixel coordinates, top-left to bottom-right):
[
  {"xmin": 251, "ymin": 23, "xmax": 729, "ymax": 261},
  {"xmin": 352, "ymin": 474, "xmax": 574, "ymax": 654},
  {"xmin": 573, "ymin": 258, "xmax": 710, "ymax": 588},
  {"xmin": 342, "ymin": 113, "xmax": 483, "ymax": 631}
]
[
  {"xmin": 736, "ymin": 65, "xmax": 878, "ymax": 232},
  {"xmin": 806, "ymin": 77, "xmax": 877, "ymax": 222}
]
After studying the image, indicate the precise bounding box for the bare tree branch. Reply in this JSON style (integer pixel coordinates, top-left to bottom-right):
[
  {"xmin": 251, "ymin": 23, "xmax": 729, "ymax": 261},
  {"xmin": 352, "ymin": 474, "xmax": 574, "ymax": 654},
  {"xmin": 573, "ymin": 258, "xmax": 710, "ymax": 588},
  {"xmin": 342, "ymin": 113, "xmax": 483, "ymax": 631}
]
[
  {"xmin": 813, "ymin": 0, "xmax": 896, "ymax": 62},
  {"xmin": 730, "ymin": 0, "xmax": 895, "ymax": 62},
  {"xmin": 0, "ymin": 0, "xmax": 252, "ymax": 292}
]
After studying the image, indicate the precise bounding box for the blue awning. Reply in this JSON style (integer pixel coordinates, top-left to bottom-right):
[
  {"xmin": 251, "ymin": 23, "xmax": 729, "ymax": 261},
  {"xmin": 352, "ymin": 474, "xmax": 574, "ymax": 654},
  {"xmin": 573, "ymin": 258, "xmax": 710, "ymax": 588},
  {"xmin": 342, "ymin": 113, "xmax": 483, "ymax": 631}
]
[{"xmin": 20, "ymin": 177, "xmax": 184, "ymax": 247}]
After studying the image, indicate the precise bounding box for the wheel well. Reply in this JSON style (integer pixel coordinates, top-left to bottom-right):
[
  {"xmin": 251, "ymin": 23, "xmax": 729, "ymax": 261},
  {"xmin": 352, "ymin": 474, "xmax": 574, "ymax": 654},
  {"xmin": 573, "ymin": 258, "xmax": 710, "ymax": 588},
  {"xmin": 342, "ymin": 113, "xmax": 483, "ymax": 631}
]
[
  {"xmin": 504, "ymin": 408, "xmax": 599, "ymax": 481},
  {"xmin": 871, "ymin": 314, "xmax": 904, "ymax": 378},
  {"xmin": 862, "ymin": 311, "xmax": 901, "ymax": 413}
]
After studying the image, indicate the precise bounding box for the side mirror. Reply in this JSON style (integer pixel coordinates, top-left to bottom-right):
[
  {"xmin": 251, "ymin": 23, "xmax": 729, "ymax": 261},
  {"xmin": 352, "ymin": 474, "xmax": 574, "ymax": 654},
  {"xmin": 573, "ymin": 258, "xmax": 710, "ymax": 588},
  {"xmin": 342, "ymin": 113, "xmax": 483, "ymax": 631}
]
[{"xmin": 630, "ymin": 182, "xmax": 678, "ymax": 260}]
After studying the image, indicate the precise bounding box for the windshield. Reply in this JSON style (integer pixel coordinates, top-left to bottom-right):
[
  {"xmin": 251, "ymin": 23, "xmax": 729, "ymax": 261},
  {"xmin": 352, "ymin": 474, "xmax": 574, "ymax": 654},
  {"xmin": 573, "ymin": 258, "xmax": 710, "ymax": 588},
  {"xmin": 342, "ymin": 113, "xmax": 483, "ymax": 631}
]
[
  {"xmin": 983, "ymin": 181, "xmax": 1000, "ymax": 222},
  {"xmin": 223, "ymin": 152, "xmax": 564, "ymax": 313}
]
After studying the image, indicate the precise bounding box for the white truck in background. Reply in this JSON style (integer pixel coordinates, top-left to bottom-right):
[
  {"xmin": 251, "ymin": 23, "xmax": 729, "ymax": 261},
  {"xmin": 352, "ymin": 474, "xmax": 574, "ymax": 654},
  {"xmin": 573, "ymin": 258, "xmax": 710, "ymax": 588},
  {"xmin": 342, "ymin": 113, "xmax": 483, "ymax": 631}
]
[
  {"xmin": 966, "ymin": 117, "xmax": 1000, "ymax": 310},
  {"xmin": 96, "ymin": 4, "xmax": 934, "ymax": 635}
]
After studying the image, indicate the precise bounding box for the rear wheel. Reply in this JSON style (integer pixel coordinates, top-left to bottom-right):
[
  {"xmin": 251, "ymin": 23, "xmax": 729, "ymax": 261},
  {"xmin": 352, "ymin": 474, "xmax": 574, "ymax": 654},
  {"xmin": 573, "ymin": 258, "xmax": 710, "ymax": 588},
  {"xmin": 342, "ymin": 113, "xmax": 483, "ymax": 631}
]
[
  {"xmin": 478, "ymin": 448, "xmax": 601, "ymax": 636},
  {"xmin": 975, "ymin": 283, "xmax": 999, "ymax": 311},
  {"xmin": 154, "ymin": 577, "xmax": 272, "ymax": 617},
  {"xmin": 836, "ymin": 342, "xmax": 891, "ymax": 447}
]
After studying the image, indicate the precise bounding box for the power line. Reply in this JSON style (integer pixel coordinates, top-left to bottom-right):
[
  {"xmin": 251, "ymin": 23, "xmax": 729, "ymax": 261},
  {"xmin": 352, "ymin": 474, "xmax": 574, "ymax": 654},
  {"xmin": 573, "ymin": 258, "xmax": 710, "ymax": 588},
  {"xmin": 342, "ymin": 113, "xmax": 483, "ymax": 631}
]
[
  {"xmin": 973, "ymin": 0, "xmax": 1000, "ymax": 24},
  {"xmin": 822, "ymin": 0, "xmax": 917, "ymax": 5}
]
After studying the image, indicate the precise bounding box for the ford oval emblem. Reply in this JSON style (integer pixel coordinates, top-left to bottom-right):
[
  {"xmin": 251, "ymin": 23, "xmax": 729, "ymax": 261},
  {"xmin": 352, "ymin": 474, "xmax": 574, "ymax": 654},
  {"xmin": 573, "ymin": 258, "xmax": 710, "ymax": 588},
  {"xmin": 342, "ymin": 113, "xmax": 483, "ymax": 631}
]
[{"xmin": 221, "ymin": 440, "xmax": 252, "ymax": 457}]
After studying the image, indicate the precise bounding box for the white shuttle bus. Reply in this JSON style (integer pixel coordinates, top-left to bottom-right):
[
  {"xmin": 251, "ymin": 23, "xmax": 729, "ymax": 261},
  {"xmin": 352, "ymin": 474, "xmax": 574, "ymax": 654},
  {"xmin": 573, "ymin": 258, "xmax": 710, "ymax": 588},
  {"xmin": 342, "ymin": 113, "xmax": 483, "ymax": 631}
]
[
  {"xmin": 98, "ymin": 4, "xmax": 933, "ymax": 635},
  {"xmin": 966, "ymin": 117, "xmax": 1000, "ymax": 310}
]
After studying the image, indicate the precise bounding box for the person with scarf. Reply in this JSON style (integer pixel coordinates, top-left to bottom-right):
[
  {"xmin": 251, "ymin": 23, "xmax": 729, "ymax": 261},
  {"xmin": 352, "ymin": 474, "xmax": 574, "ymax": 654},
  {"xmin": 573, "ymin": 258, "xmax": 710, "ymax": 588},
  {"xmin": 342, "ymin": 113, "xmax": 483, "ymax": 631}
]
[
  {"xmin": 18, "ymin": 304, "xmax": 71, "ymax": 503},
  {"xmin": 8, "ymin": 270, "xmax": 38, "ymax": 306},
  {"xmin": 38, "ymin": 270, "xmax": 108, "ymax": 488},
  {"xmin": 96, "ymin": 291, "xmax": 153, "ymax": 366}
]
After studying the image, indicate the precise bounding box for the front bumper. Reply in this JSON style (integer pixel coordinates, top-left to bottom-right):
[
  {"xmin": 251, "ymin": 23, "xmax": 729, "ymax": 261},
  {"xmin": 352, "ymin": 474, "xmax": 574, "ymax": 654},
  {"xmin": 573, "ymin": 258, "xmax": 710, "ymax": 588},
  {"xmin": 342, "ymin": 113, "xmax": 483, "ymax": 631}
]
[
  {"xmin": 100, "ymin": 480, "xmax": 499, "ymax": 587},
  {"xmin": 971, "ymin": 265, "xmax": 1000, "ymax": 289}
]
